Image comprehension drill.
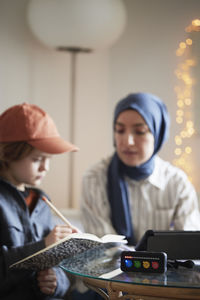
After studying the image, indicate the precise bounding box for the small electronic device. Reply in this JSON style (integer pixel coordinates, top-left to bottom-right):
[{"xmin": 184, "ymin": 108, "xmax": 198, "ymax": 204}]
[{"xmin": 121, "ymin": 251, "xmax": 167, "ymax": 273}]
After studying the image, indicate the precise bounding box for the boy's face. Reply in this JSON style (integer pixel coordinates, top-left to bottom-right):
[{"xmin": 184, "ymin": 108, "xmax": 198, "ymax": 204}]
[{"xmin": 7, "ymin": 148, "xmax": 52, "ymax": 190}]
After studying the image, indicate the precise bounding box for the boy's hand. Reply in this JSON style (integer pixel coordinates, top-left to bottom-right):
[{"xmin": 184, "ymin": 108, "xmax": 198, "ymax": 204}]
[
  {"xmin": 37, "ymin": 268, "xmax": 57, "ymax": 295},
  {"xmin": 44, "ymin": 224, "xmax": 80, "ymax": 247}
]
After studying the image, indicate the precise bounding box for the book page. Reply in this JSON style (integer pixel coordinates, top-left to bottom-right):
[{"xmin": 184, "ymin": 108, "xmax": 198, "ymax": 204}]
[{"xmin": 101, "ymin": 234, "xmax": 127, "ymax": 243}]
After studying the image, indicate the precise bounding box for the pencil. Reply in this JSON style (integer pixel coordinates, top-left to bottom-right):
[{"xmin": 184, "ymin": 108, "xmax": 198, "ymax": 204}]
[{"xmin": 42, "ymin": 196, "xmax": 72, "ymax": 227}]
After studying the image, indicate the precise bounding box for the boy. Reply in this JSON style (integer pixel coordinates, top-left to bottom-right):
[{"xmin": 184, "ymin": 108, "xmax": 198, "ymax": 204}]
[{"xmin": 0, "ymin": 103, "xmax": 79, "ymax": 299}]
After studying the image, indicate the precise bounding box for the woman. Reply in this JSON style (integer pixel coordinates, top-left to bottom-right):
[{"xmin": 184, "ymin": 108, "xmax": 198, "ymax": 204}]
[{"xmin": 81, "ymin": 92, "xmax": 200, "ymax": 245}]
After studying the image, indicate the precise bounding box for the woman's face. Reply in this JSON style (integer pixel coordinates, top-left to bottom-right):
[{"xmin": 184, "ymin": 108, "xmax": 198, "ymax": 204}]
[{"xmin": 114, "ymin": 109, "xmax": 155, "ymax": 167}]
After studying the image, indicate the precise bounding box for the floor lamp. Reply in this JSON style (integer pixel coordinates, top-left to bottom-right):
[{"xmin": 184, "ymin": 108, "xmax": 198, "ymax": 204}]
[{"xmin": 26, "ymin": 0, "xmax": 127, "ymax": 208}]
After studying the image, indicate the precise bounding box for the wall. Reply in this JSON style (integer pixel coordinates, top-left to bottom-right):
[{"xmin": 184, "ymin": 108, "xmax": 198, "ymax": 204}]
[{"xmin": 1, "ymin": 0, "xmax": 200, "ymax": 209}]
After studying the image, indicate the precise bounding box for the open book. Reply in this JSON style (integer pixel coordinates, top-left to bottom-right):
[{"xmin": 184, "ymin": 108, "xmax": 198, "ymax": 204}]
[{"xmin": 9, "ymin": 233, "xmax": 127, "ymax": 271}]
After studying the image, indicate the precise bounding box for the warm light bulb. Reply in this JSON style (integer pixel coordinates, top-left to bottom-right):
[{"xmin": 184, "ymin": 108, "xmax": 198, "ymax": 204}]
[
  {"xmin": 185, "ymin": 147, "xmax": 192, "ymax": 154},
  {"xmin": 175, "ymin": 148, "xmax": 182, "ymax": 155},
  {"xmin": 177, "ymin": 100, "xmax": 184, "ymax": 107},
  {"xmin": 176, "ymin": 117, "xmax": 183, "ymax": 124},
  {"xmin": 185, "ymin": 98, "xmax": 191, "ymax": 105},
  {"xmin": 186, "ymin": 121, "xmax": 194, "ymax": 128},
  {"xmin": 192, "ymin": 19, "xmax": 200, "ymax": 26},
  {"xmin": 186, "ymin": 38, "xmax": 192, "ymax": 45},
  {"xmin": 179, "ymin": 42, "xmax": 186, "ymax": 49},
  {"xmin": 187, "ymin": 128, "xmax": 195, "ymax": 135}
]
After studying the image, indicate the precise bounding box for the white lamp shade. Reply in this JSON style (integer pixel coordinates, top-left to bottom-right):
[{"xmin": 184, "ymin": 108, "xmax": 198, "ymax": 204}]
[{"xmin": 27, "ymin": 0, "xmax": 127, "ymax": 50}]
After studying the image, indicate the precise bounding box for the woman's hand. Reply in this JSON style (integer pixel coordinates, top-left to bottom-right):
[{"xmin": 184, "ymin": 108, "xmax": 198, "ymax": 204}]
[
  {"xmin": 37, "ymin": 268, "xmax": 57, "ymax": 295},
  {"xmin": 44, "ymin": 224, "xmax": 80, "ymax": 247}
]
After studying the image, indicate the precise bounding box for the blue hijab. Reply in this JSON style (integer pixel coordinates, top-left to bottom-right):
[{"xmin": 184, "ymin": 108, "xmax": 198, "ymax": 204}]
[{"xmin": 107, "ymin": 93, "xmax": 170, "ymax": 245}]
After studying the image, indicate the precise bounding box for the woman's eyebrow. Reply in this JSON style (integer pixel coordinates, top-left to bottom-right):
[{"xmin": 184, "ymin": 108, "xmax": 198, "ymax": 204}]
[
  {"xmin": 133, "ymin": 123, "xmax": 148, "ymax": 128},
  {"xmin": 115, "ymin": 121, "xmax": 147, "ymax": 127}
]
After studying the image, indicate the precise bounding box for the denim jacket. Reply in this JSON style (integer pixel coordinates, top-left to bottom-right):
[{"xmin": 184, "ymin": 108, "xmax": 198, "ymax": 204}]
[{"xmin": 0, "ymin": 178, "xmax": 70, "ymax": 300}]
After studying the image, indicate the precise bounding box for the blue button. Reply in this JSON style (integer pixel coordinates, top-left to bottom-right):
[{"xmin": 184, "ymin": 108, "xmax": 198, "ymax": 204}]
[{"xmin": 125, "ymin": 259, "xmax": 133, "ymax": 268}]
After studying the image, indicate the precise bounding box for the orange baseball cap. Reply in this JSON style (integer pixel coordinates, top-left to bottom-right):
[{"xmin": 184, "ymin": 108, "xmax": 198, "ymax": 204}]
[{"xmin": 0, "ymin": 103, "xmax": 79, "ymax": 154}]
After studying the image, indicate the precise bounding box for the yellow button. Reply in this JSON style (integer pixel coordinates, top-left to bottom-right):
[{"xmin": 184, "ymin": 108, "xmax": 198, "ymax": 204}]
[{"xmin": 143, "ymin": 261, "xmax": 150, "ymax": 269}]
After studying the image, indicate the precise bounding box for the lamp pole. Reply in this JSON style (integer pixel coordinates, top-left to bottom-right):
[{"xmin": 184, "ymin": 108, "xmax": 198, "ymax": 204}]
[{"xmin": 57, "ymin": 47, "xmax": 91, "ymax": 208}]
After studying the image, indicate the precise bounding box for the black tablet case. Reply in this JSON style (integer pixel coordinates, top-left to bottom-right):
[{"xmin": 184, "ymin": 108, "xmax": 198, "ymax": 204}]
[{"xmin": 135, "ymin": 230, "xmax": 200, "ymax": 260}]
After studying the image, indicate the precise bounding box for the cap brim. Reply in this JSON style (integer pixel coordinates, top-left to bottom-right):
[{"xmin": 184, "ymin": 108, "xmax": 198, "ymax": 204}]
[{"xmin": 28, "ymin": 137, "xmax": 79, "ymax": 154}]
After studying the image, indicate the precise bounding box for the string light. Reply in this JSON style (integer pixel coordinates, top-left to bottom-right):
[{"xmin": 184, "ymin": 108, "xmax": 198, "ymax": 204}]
[{"xmin": 173, "ymin": 19, "xmax": 200, "ymax": 183}]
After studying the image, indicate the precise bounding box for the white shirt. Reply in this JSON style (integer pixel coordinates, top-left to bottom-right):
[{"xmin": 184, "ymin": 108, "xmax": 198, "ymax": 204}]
[{"xmin": 80, "ymin": 155, "xmax": 200, "ymax": 243}]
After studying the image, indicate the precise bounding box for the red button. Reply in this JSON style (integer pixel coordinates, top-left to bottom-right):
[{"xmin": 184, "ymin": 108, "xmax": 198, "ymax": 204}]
[{"xmin": 152, "ymin": 261, "xmax": 159, "ymax": 269}]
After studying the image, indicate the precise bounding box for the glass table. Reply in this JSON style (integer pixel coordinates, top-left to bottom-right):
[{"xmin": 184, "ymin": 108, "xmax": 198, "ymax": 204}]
[{"xmin": 60, "ymin": 243, "xmax": 200, "ymax": 300}]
